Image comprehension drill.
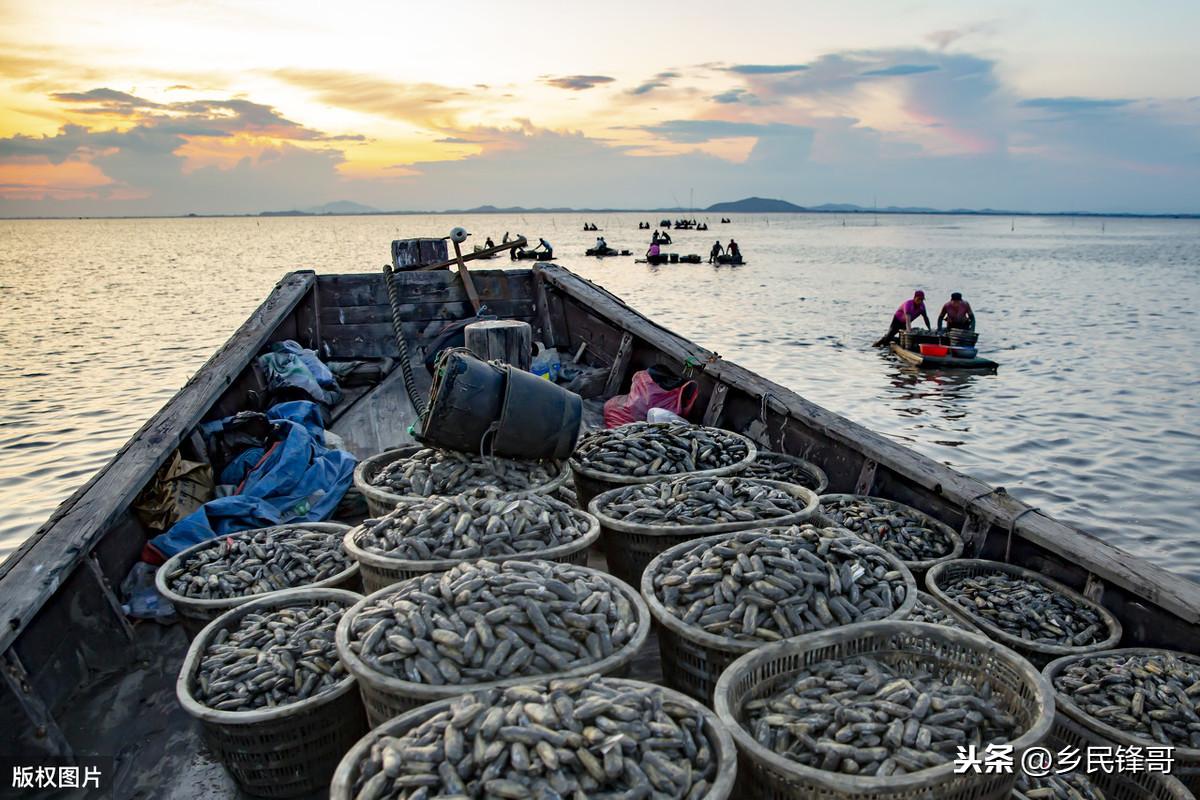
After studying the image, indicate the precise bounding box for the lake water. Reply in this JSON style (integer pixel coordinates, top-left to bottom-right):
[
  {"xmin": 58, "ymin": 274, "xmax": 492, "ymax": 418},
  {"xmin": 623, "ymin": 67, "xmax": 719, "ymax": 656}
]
[{"xmin": 2, "ymin": 213, "xmax": 1198, "ymax": 577}]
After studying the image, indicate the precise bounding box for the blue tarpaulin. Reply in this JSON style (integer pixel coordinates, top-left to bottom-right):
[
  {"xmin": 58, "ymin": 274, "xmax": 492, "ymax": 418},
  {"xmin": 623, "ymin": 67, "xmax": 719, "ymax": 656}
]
[
  {"xmin": 145, "ymin": 400, "xmax": 356, "ymax": 561},
  {"xmin": 258, "ymin": 341, "xmax": 342, "ymax": 405}
]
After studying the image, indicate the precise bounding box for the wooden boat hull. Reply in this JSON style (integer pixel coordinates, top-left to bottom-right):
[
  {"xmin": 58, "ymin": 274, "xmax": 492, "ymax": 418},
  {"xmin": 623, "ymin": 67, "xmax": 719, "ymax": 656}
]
[
  {"xmin": 890, "ymin": 343, "xmax": 999, "ymax": 370},
  {"xmin": 1, "ymin": 262, "xmax": 1196, "ymax": 790}
]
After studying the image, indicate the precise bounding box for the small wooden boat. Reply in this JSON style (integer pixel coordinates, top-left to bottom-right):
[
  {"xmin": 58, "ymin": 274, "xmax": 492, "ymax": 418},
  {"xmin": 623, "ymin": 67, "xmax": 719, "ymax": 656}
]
[
  {"xmin": 890, "ymin": 342, "xmax": 999, "ymax": 371},
  {"xmin": 512, "ymin": 250, "xmax": 553, "ymax": 261},
  {"xmin": 2, "ymin": 256, "xmax": 1197, "ymax": 792},
  {"xmin": 585, "ymin": 247, "xmax": 629, "ymax": 257},
  {"xmin": 715, "ymin": 254, "xmax": 744, "ymax": 265},
  {"xmin": 471, "ymin": 245, "xmax": 500, "ymax": 259}
]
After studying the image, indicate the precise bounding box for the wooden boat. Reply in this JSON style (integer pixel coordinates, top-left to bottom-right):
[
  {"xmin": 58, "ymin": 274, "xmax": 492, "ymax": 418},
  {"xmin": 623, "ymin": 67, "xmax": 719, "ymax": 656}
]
[
  {"xmin": 3, "ymin": 260, "xmax": 1198, "ymax": 792},
  {"xmin": 470, "ymin": 245, "xmax": 500, "ymax": 259},
  {"xmin": 585, "ymin": 247, "xmax": 629, "ymax": 257},
  {"xmin": 715, "ymin": 253, "xmax": 744, "ymax": 265},
  {"xmin": 890, "ymin": 342, "xmax": 999, "ymax": 371}
]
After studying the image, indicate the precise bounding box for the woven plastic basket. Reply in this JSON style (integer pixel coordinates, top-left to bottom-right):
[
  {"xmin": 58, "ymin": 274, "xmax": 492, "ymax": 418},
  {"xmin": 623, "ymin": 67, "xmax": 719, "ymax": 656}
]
[
  {"xmin": 642, "ymin": 532, "xmax": 917, "ymax": 706},
  {"xmin": 814, "ymin": 494, "xmax": 963, "ymax": 578},
  {"xmin": 1044, "ymin": 647, "xmax": 1200, "ymax": 794},
  {"xmin": 329, "ymin": 677, "xmax": 738, "ymax": 799},
  {"xmin": 740, "ymin": 451, "xmax": 830, "ymax": 495},
  {"xmin": 334, "ymin": 564, "xmax": 652, "ymax": 727},
  {"xmin": 156, "ymin": 522, "xmax": 359, "ymax": 640},
  {"xmin": 353, "ymin": 445, "xmax": 569, "ymax": 517},
  {"xmin": 589, "ymin": 478, "xmax": 819, "ymax": 588},
  {"xmin": 175, "ymin": 587, "xmax": 368, "ymax": 798},
  {"xmin": 1013, "ymin": 712, "xmax": 1194, "ymax": 800},
  {"xmin": 343, "ymin": 504, "xmax": 601, "ymax": 593},
  {"xmin": 926, "ymin": 559, "xmax": 1123, "ymax": 669},
  {"xmin": 568, "ymin": 427, "xmax": 758, "ymax": 510},
  {"xmin": 714, "ymin": 621, "xmax": 1056, "ymax": 800},
  {"xmin": 910, "ymin": 590, "xmax": 982, "ymax": 633}
]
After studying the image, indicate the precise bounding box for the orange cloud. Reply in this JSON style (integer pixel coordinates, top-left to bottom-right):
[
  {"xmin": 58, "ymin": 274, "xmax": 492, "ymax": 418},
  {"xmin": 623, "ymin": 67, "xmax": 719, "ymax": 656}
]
[{"xmin": 0, "ymin": 160, "xmax": 114, "ymax": 199}]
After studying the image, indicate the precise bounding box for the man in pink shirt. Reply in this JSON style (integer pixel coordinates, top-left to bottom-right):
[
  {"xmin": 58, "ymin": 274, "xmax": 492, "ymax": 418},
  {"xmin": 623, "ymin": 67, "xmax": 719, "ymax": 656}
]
[{"xmin": 873, "ymin": 290, "xmax": 931, "ymax": 346}]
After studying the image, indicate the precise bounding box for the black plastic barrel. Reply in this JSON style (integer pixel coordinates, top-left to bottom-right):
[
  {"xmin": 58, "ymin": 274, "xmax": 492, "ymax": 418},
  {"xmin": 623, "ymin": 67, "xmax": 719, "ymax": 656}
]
[
  {"xmin": 418, "ymin": 349, "xmax": 582, "ymax": 460},
  {"xmin": 415, "ymin": 348, "xmax": 505, "ymax": 452},
  {"xmin": 492, "ymin": 366, "xmax": 582, "ymax": 459}
]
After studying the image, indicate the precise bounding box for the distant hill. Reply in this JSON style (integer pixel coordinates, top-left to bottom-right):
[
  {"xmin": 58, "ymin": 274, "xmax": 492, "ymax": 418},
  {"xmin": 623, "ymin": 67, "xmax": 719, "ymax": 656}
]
[
  {"xmin": 706, "ymin": 197, "xmax": 806, "ymax": 213},
  {"xmin": 259, "ymin": 200, "xmax": 379, "ymax": 217}
]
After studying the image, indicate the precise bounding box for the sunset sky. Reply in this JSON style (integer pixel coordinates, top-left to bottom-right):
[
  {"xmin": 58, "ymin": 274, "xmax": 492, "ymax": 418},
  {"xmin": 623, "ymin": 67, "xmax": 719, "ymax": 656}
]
[{"xmin": 1, "ymin": 0, "xmax": 1198, "ymax": 216}]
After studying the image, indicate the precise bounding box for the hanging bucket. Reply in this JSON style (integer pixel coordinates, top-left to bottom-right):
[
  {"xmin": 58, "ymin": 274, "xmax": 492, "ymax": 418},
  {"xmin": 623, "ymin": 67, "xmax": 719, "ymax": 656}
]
[
  {"xmin": 415, "ymin": 348, "xmax": 505, "ymax": 452},
  {"xmin": 491, "ymin": 364, "xmax": 582, "ymax": 460}
]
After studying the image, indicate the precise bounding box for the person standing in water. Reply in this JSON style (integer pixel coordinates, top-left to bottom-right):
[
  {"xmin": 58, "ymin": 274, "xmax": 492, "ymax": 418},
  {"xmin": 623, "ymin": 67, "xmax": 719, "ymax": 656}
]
[
  {"xmin": 709, "ymin": 240, "xmax": 724, "ymax": 263},
  {"xmin": 873, "ymin": 290, "xmax": 931, "ymax": 347},
  {"xmin": 938, "ymin": 292, "xmax": 975, "ymax": 331}
]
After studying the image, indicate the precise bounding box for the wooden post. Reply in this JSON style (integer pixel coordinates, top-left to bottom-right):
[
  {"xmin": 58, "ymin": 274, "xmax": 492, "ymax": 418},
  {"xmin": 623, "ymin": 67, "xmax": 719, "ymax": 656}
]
[
  {"xmin": 451, "ymin": 241, "xmax": 483, "ymax": 313},
  {"xmin": 465, "ymin": 320, "xmax": 533, "ymax": 370},
  {"xmin": 604, "ymin": 333, "xmax": 635, "ymax": 397},
  {"xmin": 702, "ymin": 384, "xmax": 729, "ymax": 427}
]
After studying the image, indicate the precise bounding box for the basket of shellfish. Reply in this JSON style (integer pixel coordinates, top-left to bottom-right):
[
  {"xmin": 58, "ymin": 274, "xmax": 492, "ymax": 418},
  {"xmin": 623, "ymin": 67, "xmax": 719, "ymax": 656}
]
[
  {"xmin": 1013, "ymin": 712, "xmax": 1194, "ymax": 800},
  {"xmin": 176, "ymin": 587, "xmax": 368, "ymax": 798},
  {"xmin": 926, "ymin": 559, "xmax": 1122, "ymax": 668},
  {"xmin": 642, "ymin": 527, "xmax": 917, "ymax": 706},
  {"xmin": 330, "ymin": 675, "xmax": 738, "ymax": 800},
  {"xmin": 589, "ymin": 475, "xmax": 819, "ymax": 588},
  {"xmin": 569, "ymin": 421, "xmax": 758, "ymax": 509},
  {"xmin": 156, "ymin": 522, "xmax": 359, "ymax": 639},
  {"xmin": 334, "ymin": 559, "xmax": 651, "ymax": 727},
  {"xmin": 1045, "ymin": 648, "xmax": 1200, "ymax": 794},
  {"xmin": 740, "ymin": 450, "xmax": 829, "ymax": 495},
  {"xmin": 353, "ymin": 445, "xmax": 568, "ymax": 517},
  {"xmin": 909, "ymin": 590, "xmax": 981, "ymax": 633},
  {"xmin": 814, "ymin": 494, "xmax": 963, "ymax": 577},
  {"xmin": 714, "ymin": 620, "xmax": 1056, "ymax": 800},
  {"xmin": 344, "ymin": 488, "xmax": 600, "ymax": 593}
]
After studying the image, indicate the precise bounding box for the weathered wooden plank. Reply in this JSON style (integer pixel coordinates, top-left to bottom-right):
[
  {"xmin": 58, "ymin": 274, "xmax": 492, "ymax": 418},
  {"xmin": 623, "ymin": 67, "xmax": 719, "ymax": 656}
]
[
  {"xmin": 533, "ymin": 271, "xmax": 558, "ymax": 348},
  {"xmin": 318, "ymin": 271, "xmax": 534, "ymax": 308},
  {"xmin": 604, "ymin": 333, "xmax": 635, "ymax": 397},
  {"xmin": 0, "ymin": 272, "xmax": 316, "ymax": 655},
  {"xmin": 85, "ymin": 554, "xmax": 135, "ymax": 643},
  {"xmin": 392, "ymin": 238, "xmax": 448, "ymax": 269},
  {"xmin": 534, "ymin": 264, "xmax": 1200, "ymax": 623},
  {"xmin": 1, "ymin": 650, "xmax": 72, "ymax": 759},
  {"xmin": 854, "ymin": 459, "xmax": 878, "ymax": 496},
  {"xmin": 322, "ymin": 317, "xmax": 539, "ymax": 359},
  {"xmin": 319, "ymin": 299, "xmax": 537, "ymax": 326},
  {"xmin": 702, "ymin": 383, "xmax": 729, "ymax": 427}
]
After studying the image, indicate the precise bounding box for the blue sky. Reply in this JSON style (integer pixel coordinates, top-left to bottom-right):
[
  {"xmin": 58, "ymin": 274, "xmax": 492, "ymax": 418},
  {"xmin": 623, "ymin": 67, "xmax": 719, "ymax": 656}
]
[{"xmin": 0, "ymin": 0, "xmax": 1197, "ymax": 215}]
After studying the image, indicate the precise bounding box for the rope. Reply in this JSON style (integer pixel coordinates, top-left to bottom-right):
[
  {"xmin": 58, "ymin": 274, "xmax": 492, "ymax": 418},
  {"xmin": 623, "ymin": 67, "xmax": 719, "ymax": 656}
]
[
  {"xmin": 1005, "ymin": 506, "xmax": 1040, "ymax": 562},
  {"xmin": 383, "ymin": 264, "xmax": 427, "ymax": 418}
]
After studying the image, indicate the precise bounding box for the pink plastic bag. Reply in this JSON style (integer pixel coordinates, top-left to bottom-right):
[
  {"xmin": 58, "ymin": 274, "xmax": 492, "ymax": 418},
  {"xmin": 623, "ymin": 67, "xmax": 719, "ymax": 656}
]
[{"xmin": 603, "ymin": 369, "xmax": 699, "ymax": 428}]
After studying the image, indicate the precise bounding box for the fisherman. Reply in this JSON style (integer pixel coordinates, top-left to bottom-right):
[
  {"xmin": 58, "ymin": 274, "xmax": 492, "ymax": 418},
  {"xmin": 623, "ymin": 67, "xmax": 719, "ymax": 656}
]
[
  {"xmin": 937, "ymin": 292, "xmax": 975, "ymax": 331},
  {"xmin": 502, "ymin": 231, "xmax": 510, "ymax": 243},
  {"xmin": 873, "ymin": 290, "xmax": 931, "ymax": 347},
  {"xmin": 647, "ymin": 242, "xmax": 661, "ymax": 259},
  {"xmin": 727, "ymin": 239, "xmax": 740, "ymax": 259},
  {"xmin": 595, "ymin": 236, "xmax": 607, "ymax": 251},
  {"xmin": 709, "ymin": 240, "xmax": 724, "ymax": 263},
  {"xmin": 660, "ymin": 231, "xmax": 672, "ymax": 244},
  {"xmin": 534, "ymin": 237, "xmax": 553, "ymax": 258},
  {"xmin": 485, "ymin": 236, "xmax": 495, "ymax": 249}
]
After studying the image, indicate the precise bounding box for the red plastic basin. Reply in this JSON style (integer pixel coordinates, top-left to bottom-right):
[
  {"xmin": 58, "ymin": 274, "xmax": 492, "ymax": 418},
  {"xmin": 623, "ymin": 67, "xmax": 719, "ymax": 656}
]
[{"xmin": 918, "ymin": 344, "xmax": 950, "ymax": 357}]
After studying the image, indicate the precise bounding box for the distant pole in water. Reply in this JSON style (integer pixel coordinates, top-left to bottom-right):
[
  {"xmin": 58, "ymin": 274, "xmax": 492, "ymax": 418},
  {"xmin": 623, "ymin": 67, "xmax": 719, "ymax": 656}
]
[
  {"xmin": 1102, "ymin": 221, "xmax": 1106, "ymax": 233},
  {"xmin": 1011, "ymin": 218, "xmax": 1015, "ymax": 232}
]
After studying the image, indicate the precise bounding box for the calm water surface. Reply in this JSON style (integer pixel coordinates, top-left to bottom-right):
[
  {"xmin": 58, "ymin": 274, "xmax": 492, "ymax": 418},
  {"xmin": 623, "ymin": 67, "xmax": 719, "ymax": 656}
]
[{"xmin": 2, "ymin": 213, "xmax": 1198, "ymax": 576}]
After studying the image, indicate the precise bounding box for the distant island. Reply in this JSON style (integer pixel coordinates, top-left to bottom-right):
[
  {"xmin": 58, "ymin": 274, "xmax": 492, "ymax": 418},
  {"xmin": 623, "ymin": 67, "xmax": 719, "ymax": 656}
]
[
  {"xmin": 247, "ymin": 197, "xmax": 1197, "ymax": 220},
  {"xmin": 7, "ymin": 197, "xmax": 1198, "ymax": 220}
]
